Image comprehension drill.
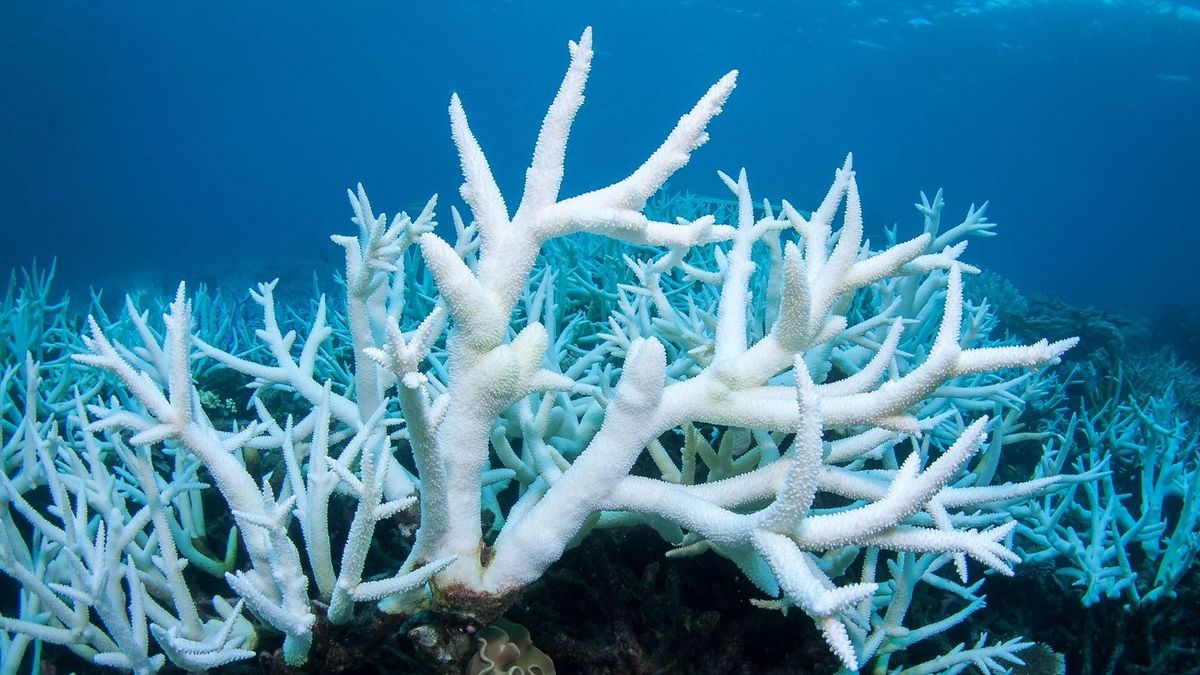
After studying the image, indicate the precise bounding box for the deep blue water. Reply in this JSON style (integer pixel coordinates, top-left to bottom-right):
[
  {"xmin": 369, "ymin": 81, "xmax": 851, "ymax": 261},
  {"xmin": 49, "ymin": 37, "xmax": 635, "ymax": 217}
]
[{"xmin": 2, "ymin": 1, "xmax": 1198, "ymax": 315}]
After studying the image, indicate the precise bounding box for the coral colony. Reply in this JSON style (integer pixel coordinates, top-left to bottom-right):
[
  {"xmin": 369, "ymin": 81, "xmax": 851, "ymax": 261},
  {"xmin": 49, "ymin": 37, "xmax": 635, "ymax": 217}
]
[{"xmin": 5, "ymin": 27, "xmax": 1194, "ymax": 674}]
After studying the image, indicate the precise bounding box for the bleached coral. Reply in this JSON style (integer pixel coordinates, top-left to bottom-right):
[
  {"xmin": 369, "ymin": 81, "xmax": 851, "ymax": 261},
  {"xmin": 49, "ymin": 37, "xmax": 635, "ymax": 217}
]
[
  {"xmin": 0, "ymin": 27, "xmax": 1085, "ymax": 673},
  {"xmin": 1018, "ymin": 377, "xmax": 1200, "ymax": 609}
]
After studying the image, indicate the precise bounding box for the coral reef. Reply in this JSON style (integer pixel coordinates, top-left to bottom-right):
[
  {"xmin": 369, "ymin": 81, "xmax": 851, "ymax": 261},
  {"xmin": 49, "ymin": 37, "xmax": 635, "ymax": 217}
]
[{"xmin": 16, "ymin": 26, "xmax": 1198, "ymax": 675}]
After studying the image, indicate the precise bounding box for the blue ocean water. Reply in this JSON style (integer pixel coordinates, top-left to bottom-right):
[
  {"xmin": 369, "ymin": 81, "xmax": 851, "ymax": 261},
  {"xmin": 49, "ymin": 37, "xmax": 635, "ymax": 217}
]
[{"xmin": 2, "ymin": 1, "xmax": 1198, "ymax": 315}]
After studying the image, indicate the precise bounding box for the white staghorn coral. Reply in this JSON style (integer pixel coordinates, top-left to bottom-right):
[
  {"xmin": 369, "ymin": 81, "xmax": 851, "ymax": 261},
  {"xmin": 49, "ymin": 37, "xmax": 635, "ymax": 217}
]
[{"xmin": 0, "ymin": 27, "xmax": 1085, "ymax": 673}]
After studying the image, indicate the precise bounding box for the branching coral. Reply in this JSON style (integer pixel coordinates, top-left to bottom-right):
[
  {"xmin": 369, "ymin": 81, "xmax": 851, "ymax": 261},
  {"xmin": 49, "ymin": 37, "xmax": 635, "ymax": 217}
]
[{"xmin": 0, "ymin": 27, "xmax": 1087, "ymax": 673}]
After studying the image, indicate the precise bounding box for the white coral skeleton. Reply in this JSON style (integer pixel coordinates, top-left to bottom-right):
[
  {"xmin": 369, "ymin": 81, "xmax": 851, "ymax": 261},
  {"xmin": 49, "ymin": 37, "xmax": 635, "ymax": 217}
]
[{"xmin": 0, "ymin": 27, "xmax": 1083, "ymax": 673}]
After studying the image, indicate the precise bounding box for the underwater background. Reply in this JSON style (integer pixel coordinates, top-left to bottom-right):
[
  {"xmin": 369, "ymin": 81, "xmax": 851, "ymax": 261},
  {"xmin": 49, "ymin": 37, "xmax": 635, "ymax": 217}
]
[
  {"xmin": 3, "ymin": 2, "xmax": 1200, "ymax": 675},
  {"xmin": 3, "ymin": 1, "xmax": 1199, "ymax": 315}
]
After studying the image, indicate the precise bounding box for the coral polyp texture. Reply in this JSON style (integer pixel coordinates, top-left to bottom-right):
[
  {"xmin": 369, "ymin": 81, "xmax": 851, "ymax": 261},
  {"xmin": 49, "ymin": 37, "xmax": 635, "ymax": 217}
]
[{"xmin": 1, "ymin": 28, "xmax": 1094, "ymax": 673}]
